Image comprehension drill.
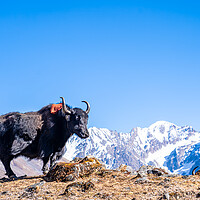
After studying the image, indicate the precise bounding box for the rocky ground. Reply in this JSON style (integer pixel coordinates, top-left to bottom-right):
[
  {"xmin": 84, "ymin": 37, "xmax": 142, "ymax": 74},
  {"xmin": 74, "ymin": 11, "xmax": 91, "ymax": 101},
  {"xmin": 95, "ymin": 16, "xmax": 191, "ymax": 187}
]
[{"xmin": 1, "ymin": 156, "xmax": 200, "ymax": 200}]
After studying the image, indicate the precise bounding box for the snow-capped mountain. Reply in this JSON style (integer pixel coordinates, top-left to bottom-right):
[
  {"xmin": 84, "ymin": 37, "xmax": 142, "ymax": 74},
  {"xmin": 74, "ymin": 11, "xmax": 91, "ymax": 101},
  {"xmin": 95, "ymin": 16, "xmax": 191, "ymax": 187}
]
[{"xmin": 64, "ymin": 121, "xmax": 200, "ymax": 175}]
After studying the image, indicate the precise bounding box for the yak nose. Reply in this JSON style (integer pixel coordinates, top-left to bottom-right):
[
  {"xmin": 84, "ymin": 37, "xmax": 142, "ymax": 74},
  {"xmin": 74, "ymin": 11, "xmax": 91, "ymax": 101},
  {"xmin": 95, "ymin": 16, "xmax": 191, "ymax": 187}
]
[
  {"xmin": 82, "ymin": 129, "xmax": 89, "ymax": 138},
  {"xmin": 85, "ymin": 130, "xmax": 89, "ymax": 136}
]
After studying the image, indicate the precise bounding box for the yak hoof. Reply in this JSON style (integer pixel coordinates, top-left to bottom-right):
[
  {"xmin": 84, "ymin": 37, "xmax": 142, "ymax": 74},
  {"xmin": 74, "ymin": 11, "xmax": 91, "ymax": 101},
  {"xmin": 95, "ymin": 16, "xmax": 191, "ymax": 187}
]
[
  {"xmin": 49, "ymin": 163, "xmax": 56, "ymax": 171},
  {"xmin": 9, "ymin": 174, "xmax": 17, "ymax": 180},
  {"xmin": 43, "ymin": 170, "xmax": 49, "ymax": 175}
]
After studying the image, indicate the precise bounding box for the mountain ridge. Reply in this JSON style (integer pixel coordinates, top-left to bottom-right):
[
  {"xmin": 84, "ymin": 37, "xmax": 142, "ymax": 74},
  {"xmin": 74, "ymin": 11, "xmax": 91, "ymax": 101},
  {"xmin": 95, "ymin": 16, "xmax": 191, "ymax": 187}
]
[{"xmin": 64, "ymin": 121, "xmax": 200, "ymax": 175}]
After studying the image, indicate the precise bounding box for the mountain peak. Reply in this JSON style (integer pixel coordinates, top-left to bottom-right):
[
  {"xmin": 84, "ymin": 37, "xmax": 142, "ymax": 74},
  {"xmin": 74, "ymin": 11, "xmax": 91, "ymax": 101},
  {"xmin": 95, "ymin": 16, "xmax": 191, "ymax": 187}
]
[
  {"xmin": 64, "ymin": 121, "xmax": 200, "ymax": 175},
  {"xmin": 149, "ymin": 121, "xmax": 176, "ymax": 129}
]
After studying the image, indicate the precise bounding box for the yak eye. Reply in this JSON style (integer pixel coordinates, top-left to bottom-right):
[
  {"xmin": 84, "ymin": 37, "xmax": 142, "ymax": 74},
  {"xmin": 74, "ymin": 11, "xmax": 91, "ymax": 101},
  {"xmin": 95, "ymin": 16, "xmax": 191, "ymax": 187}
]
[
  {"xmin": 74, "ymin": 125, "xmax": 79, "ymax": 129},
  {"xmin": 76, "ymin": 116, "xmax": 80, "ymax": 120}
]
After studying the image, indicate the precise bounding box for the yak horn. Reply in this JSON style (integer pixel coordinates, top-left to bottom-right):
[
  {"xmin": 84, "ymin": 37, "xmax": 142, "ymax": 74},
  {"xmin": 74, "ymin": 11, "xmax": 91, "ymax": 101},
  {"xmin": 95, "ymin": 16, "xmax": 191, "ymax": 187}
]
[
  {"xmin": 192, "ymin": 166, "xmax": 199, "ymax": 175},
  {"xmin": 82, "ymin": 101, "xmax": 90, "ymax": 114},
  {"xmin": 60, "ymin": 97, "xmax": 71, "ymax": 114}
]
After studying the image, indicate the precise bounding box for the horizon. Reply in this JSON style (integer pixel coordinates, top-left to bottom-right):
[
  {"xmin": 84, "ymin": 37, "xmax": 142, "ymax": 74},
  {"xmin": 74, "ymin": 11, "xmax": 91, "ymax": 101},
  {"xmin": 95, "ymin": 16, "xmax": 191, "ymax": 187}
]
[
  {"xmin": 0, "ymin": 1, "xmax": 200, "ymax": 133},
  {"xmin": 88, "ymin": 120, "xmax": 197, "ymax": 133}
]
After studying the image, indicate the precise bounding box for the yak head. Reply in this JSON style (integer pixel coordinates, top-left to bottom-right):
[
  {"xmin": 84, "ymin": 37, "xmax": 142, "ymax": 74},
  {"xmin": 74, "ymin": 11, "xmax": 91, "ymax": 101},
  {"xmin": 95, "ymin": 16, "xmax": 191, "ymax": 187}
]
[{"xmin": 60, "ymin": 97, "xmax": 90, "ymax": 139}]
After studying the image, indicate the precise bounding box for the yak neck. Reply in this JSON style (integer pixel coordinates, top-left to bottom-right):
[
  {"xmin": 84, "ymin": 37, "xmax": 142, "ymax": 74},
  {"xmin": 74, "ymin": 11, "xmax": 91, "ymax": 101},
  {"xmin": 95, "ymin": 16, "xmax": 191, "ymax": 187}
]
[{"xmin": 53, "ymin": 115, "xmax": 71, "ymax": 146}]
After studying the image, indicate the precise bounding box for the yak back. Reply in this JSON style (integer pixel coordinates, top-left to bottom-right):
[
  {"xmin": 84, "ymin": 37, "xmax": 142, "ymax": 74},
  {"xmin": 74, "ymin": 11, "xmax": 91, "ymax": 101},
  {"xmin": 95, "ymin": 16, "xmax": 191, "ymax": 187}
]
[
  {"xmin": 0, "ymin": 112, "xmax": 42, "ymax": 137},
  {"xmin": 0, "ymin": 111, "xmax": 43, "ymax": 157},
  {"xmin": 0, "ymin": 104, "xmax": 70, "ymax": 159},
  {"xmin": 38, "ymin": 104, "xmax": 57, "ymax": 132}
]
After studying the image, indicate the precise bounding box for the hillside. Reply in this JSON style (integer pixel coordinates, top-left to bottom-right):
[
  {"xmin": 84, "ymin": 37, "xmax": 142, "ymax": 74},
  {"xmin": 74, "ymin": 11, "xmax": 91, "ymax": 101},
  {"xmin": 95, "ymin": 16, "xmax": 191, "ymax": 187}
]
[{"xmin": 1, "ymin": 156, "xmax": 200, "ymax": 200}]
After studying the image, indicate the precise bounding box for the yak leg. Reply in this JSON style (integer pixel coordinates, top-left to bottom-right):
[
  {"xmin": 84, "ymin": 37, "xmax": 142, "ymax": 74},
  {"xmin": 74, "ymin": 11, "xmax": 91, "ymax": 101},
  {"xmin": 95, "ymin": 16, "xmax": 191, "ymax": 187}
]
[
  {"xmin": 49, "ymin": 153, "xmax": 56, "ymax": 169},
  {"xmin": 1, "ymin": 158, "xmax": 16, "ymax": 178},
  {"xmin": 42, "ymin": 157, "xmax": 50, "ymax": 175},
  {"xmin": 50, "ymin": 148, "xmax": 65, "ymax": 169}
]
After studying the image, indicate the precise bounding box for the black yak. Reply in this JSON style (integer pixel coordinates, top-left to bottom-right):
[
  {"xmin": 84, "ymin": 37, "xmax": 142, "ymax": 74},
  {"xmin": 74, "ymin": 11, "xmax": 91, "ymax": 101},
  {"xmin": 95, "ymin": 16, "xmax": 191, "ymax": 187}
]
[
  {"xmin": 192, "ymin": 166, "xmax": 199, "ymax": 175},
  {"xmin": 0, "ymin": 97, "xmax": 90, "ymax": 178}
]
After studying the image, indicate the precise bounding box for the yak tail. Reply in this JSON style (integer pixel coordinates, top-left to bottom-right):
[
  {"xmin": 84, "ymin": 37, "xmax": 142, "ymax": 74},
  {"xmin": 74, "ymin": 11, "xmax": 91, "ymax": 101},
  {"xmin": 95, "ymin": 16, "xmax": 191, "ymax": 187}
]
[{"xmin": 192, "ymin": 166, "xmax": 199, "ymax": 175}]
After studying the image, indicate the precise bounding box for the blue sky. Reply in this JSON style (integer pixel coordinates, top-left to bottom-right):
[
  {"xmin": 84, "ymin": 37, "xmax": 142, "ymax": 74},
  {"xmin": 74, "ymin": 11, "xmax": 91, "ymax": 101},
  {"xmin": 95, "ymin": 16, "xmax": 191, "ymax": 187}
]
[{"xmin": 0, "ymin": 1, "xmax": 200, "ymax": 132}]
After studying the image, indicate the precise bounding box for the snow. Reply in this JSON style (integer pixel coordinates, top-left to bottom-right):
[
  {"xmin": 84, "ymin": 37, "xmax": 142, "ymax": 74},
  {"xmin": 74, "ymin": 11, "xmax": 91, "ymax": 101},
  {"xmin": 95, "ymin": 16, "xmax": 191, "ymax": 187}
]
[
  {"xmin": 64, "ymin": 135, "xmax": 81, "ymax": 161},
  {"xmin": 145, "ymin": 130, "xmax": 200, "ymax": 168},
  {"xmin": 174, "ymin": 161, "xmax": 195, "ymax": 175},
  {"xmin": 64, "ymin": 121, "xmax": 200, "ymax": 175}
]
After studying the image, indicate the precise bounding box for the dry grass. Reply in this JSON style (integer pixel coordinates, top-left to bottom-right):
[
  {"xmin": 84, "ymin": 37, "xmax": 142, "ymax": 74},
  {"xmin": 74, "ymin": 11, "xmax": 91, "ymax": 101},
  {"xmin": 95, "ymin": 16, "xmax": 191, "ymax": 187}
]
[{"xmin": 1, "ymin": 169, "xmax": 200, "ymax": 200}]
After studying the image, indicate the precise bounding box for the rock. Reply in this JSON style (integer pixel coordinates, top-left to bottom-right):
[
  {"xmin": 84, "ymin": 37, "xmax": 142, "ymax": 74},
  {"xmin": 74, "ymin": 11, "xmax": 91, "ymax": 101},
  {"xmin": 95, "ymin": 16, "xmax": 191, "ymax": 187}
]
[
  {"xmin": 131, "ymin": 165, "xmax": 165, "ymax": 181},
  {"xmin": 165, "ymin": 174, "xmax": 180, "ymax": 178},
  {"xmin": 1, "ymin": 191, "xmax": 8, "ymax": 195},
  {"xmin": 96, "ymin": 169, "xmax": 113, "ymax": 177},
  {"xmin": 126, "ymin": 166, "xmax": 137, "ymax": 175},
  {"xmin": 182, "ymin": 175, "xmax": 189, "ymax": 179},
  {"xmin": 93, "ymin": 192, "xmax": 112, "ymax": 199},
  {"xmin": 147, "ymin": 167, "xmax": 169, "ymax": 177},
  {"xmin": 138, "ymin": 165, "xmax": 148, "ymax": 173},
  {"xmin": 148, "ymin": 169, "xmax": 163, "ymax": 176},
  {"xmin": 63, "ymin": 180, "xmax": 94, "ymax": 196},
  {"xmin": 196, "ymin": 192, "xmax": 200, "ymax": 198},
  {"xmin": 91, "ymin": 178, "xmax": 99, "ymax": 183},
  {"xmin": 117, "ymin": 164, "xmax": 126, "ymax": 171},
  {"xmin": 164, "ymin": 178, "xmax": 170, "ymax": 182},
  {"xmin": 84, "ymin": 181, "xmax": 95, "ymax": 191},
  {"xmin": 137, "ymin": 165, "xmax": 149, "ymax": 178},
  {"xmin": 169, "ymin": 192, "xmax": 181, "ymax": 199},
  {"xmin": 72, "ymin": 157, "xmax": 83, "ymax": 162},
  {"xmin": 117, "ymin": 164, "xmax": 137, "ymax": 175},
  {"xmin": 135, "ymin": 177, "xmax": 148, "ymax": 184},
  {"xmin": 64, "ymin": 174, "xmax": 74, "ymax": 181},
  {"xmin": 45, "ymin": 156, "xmax": 103, "ymax": 182},
  {"xmin": 25, "ymin": 180, "xmax": 45, "ymax": 193},
  {"xmin": 158, "ymin": 181, "xmax": 164, "ymax": 186},
  {"xmin": 137, "ymin": 171, "xmax": 147, "ymax": 178},
  {"xmin": 20, "ymin": 181, "xmax": 45, "ymax": 199},
  {"xmin": 163, "ymin": 192, "xmax": 170, "ymax": 200}
]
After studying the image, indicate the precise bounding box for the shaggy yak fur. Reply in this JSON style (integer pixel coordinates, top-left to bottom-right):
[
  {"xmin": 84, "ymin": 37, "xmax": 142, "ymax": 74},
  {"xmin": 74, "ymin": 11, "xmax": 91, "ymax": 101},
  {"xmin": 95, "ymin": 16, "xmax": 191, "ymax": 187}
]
[{"xmin": 0, "ymin": 97, "xmax": 90, "ymax": 178}]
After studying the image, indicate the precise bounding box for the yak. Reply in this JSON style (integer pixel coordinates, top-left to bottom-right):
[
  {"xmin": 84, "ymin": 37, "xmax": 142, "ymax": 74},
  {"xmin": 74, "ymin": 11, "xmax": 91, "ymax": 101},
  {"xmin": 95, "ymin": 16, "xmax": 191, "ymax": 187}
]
[
  {"xmin": 192, "ymin": 166, "xmax": 199, "ymax": 175},
  {"xmin": 0, "ymin": 97, "xmax": 90, "ymax": 178}
]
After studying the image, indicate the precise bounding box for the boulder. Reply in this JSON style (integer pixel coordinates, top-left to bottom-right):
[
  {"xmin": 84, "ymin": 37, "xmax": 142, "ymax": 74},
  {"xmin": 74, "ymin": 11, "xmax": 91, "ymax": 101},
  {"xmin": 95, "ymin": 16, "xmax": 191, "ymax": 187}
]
[
  {"xmin": 117, "ymin": 164, "xmax": 137, "ymax": 175},
  {"xmin": 45, "ymin": 156, "xmax": 102, "ymax": 182}
]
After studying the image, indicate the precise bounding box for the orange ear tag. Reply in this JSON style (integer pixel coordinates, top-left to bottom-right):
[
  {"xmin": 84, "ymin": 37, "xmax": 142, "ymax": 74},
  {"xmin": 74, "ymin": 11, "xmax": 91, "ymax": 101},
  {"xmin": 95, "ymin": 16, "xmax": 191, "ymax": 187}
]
[{"xmin": 50, "ymin": 103, "xmax": 62, "ymax": 114}]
